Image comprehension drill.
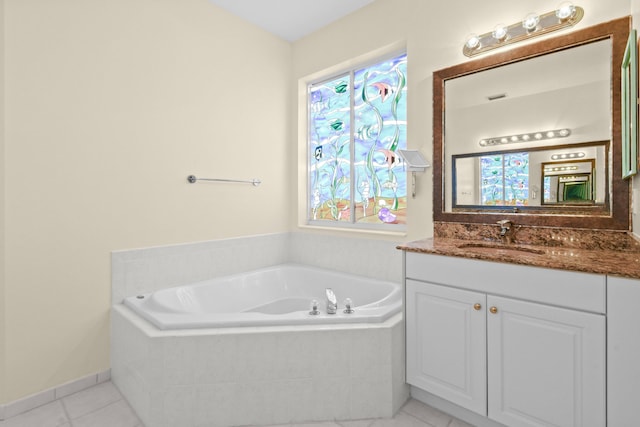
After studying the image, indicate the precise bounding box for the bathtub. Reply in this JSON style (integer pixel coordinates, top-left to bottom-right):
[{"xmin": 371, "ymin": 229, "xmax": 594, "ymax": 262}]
[
  {"xmin": 123, "ymin": 263, "xmax": 402, "ymax": 330},
  {"xmin": 112, "ymin": 262, "xmax": 408, "ymax": 427}
]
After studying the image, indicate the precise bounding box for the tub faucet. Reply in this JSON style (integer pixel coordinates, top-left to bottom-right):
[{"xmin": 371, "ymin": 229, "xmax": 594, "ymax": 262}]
[
  {"xmin": 497, "ymin": 220, "xmax": 513, "ymax": 244},
  {"xmin": 326, "ymin": 288, "xmax": 337, "ymax": 314}
]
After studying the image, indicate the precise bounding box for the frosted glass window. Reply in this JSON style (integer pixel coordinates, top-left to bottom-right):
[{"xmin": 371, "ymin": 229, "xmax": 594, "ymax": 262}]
[{"xmin": 308, "ymin": 53, "xmax": 407, "ymax": 227}]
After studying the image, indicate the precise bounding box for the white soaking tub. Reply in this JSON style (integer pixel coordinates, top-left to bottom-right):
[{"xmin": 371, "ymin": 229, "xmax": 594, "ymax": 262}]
[
  {"xmin": 112, "ymin": 262, "xmax": 408, "ymax": 427},
  {"xmin": 123, "ymin": 263, "xmax": 402, "ymax": 329}
]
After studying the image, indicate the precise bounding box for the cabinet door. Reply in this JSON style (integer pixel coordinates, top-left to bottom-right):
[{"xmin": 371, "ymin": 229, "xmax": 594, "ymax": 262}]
[
  {"xmin": 406, "ymin": 280, "xmax": 487, "ymax": 415},
  {"xmin": 487, "ymin": 296, "xmax": 605, "ymax": 427}
]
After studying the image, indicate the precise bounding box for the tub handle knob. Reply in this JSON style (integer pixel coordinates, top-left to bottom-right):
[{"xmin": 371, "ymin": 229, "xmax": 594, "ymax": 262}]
[
  {"xmin": 343, "ymin": 298, "xmax": 355, "ymax": 314},
  {"xmin": 309, "ymin": 299, "xmax": 320, "ymax": 315}
]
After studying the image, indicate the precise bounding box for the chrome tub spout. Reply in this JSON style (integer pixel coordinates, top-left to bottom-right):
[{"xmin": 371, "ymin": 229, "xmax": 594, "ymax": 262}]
[{"xmin": 326, "ymin": 288, "xmax": 337, "ymax": 314}]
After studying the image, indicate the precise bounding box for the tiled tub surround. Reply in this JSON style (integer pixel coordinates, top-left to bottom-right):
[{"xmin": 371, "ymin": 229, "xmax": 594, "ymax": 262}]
[
  {"xmin": 111, "ymin": 232, "xmax": 408, "ymax": 427},
  {"xmin": 112, "ymin": 232, "xmax": 403, "ymax": 305},
  {"xmin": 398, "ymin": 223, "xmax": 640, "ymax": 279},
  {"xmin": 112, "ymin": 306, "xmax": 407, "ymax": 427}
]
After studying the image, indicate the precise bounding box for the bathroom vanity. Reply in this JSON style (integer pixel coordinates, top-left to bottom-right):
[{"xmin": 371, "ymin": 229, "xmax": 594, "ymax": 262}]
[
  {"xmin": 399, "ymin": 236, "xmax": 640, "ymax": 427},
  {"xmin": 413, "ymin": 13, "xmax": 640, "ymax": 426}
]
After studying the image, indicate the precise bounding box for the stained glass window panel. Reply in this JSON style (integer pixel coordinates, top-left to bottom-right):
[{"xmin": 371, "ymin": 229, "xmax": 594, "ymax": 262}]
[
  {"xmin": 353, "ymin": 54, "xmax": 407, "ymax": 224},
  {"xmin": 481, "ymin": 155, "xmax": 504, "ymax": 205},
  {"xmin": 480, "ymin": 152, "xmax": 529, "ymax": 206},
  {"xmin": 309, "ymin": 75, "xmax": 352, "ymax": 222},
  {"xmin": 308, "ymin": 53, "xmax": 407, "ymax": 227},
  {"xmin": 503, "ymin": 153, "xmax": 529, "ymax": 205}
]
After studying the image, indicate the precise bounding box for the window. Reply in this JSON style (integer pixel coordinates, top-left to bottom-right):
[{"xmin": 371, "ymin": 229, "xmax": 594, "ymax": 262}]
[
  {"xmin": 480, "ymin": 152, "xmax": 529, "ymax": 206},
  {"xmin": 308, "ymin": 53, "xmax": 407, "ymax": 228}
]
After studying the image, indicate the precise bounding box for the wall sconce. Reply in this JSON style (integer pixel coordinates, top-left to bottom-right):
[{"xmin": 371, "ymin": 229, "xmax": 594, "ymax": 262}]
[
  {"xmin": 479, "ymin": 128, "xmax": 571, "ymax": 147},
  {"xmin": 463, "ymin": 2, "xmax": 584, "ymax": 57},
  {"xmin": 398, "ymin": 149, "xmax": 431, "ymax": 198}
]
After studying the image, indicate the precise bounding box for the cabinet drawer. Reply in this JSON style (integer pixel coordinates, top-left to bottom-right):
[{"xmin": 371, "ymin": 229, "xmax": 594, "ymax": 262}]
[{"xmin": 406, "ymin": 252, "xmax": 606, "ymax": 313}]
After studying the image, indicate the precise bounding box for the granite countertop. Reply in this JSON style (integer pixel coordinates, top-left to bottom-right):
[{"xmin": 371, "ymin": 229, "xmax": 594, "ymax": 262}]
[{"xmin": 397, "ymin": 237, "xmax": 640, "ymax": 280}]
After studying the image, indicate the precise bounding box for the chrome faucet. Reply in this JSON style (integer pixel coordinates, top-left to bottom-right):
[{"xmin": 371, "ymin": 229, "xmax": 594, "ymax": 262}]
[
  {"xmin": 326, "ymin": 288, "xmax": 337, "ymax": 314},
  {"xmin": 497, "ymin": 220, "xmax": 514, "ymax": 244}
]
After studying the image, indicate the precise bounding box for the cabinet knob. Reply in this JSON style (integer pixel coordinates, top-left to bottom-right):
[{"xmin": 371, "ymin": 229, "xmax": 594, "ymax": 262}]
[
  {"xmin": 489, "ymin": 306, "xmax": 498, "ymax": 314},
  {"xmin": 473, "ymin": 303, "xmax": 482, "ymax": 311}
]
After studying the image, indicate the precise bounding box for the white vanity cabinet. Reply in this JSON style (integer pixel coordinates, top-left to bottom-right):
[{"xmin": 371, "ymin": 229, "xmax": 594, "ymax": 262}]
[{"xmin": 405, "ymin": 252, "xmax": 607, "ymax": 427}]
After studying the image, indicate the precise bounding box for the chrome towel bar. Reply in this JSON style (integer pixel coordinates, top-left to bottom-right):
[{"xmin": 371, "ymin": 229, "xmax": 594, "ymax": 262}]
[{"xmin": 187, "ymin": 175, "xmax": 261, "ymax": 186}]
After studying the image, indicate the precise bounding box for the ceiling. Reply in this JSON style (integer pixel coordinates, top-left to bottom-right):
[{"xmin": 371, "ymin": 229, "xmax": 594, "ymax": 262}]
[{"xmin": 207, "ymin": 0, "xmax": 376, "ymax": 42}]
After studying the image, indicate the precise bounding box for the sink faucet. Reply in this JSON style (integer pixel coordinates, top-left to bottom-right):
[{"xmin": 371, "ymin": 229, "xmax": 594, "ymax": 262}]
[
  {"xmin": 497, "ymin": 220, "xmax": 514, "ymax": 244},
  {"xmin": 326, "ymin": 288, "xmax": 337, "ymax": 314}
]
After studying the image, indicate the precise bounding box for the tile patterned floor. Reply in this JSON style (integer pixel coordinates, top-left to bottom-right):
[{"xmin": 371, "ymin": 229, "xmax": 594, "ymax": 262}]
[{"xmin": 0, "ymin": 381, "xmax": 473, "ymax": 427}]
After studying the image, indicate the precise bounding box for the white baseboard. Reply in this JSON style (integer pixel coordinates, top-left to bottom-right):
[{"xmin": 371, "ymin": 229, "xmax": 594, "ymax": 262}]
[{"xmin": 0, "ymin": 369, "xmax": 111, "ymax": 421}]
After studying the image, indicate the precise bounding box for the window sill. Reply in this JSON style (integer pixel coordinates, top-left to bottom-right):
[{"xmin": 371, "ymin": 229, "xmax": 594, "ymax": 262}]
[{"xmin": 298, "ymin": 223, "xmax": 407, "ymax": 238}]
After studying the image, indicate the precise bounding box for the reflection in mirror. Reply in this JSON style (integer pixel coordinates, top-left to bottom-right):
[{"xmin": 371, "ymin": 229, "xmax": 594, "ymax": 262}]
[
  {"xmin": 445, "ymin": 40, "xmax": 611, "ymax": 213},
  {"xmin": 433, "ymin": 17, "xmax": 631, "ymax": 230},
  {"xmin": 452, "ymin": 142, "xmax": 607, "ymax": 209},
  {"xmin": 542, "ymin": 158, "xmax": 598, "ymax": 204}
]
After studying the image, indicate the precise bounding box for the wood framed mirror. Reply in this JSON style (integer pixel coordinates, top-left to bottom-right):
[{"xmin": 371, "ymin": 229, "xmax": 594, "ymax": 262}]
[{"xmin": 433, "ymin": 17, "xmax": 631, "ymax": 230}]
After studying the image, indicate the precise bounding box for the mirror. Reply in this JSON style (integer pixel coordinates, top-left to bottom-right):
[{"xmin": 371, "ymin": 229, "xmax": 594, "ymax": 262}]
[
  {"xmin": 433, "ymin": 17, "xmax": 631, "ymax": 230},
  {"xmin": 541, "ymin": 157, "xmax": 599, "ymax": 205},
  {"xmin": 452, "ymin": 142, "xmax": 607, "ymax": 209}
]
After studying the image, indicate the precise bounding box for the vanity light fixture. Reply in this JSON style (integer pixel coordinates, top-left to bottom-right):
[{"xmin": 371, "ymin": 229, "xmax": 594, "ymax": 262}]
[
  {"xmin": 463, "ymin": 3, "xmax": 584, "ymax": 57},
  {"xmin": 479, "ymin": 128, "xmax": 571, "ymax": 147}
]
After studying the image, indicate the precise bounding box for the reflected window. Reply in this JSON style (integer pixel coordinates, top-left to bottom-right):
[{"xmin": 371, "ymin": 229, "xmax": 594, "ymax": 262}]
[{"xmin": 480, "ymin": 152, "xmax": 529, "ymax": 206}]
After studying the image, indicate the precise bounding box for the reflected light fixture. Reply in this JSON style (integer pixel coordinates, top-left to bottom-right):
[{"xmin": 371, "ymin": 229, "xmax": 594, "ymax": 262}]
[
  {"xmin": 479, "ymin": 128, "xmax": 571, "ymax": 147},
  {"xmin": 551, "ymin": 152, "xmax": 586, "ymax": 160},
  {"xmin": 463, "ymin": 3, "xmax": 584, "ymax": 57},
  {"xmin": 559, "ymin": 175, "xmax": 586, "ymax": 182},
  {"xmin": 544, "ymin": 165, "xmax": 579, "ymax": 172}
]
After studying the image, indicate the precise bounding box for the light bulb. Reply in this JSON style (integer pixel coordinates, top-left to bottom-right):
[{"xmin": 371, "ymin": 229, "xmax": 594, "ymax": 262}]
[
  {"xmin": 492, "ymin": 24, "xmax": 508, "ymax": 41},
  {"xmin": 465, "ymin": 34, "xmax": 481, "ymax": 50},
  {"xmin": 523, "ymin": 13, "xmax": 540, "ymax": 31},
  {"xmin": 558, "ymin": 128, "xmax": 571, "ymax": 137},
  {"xmin": 556, "ymin": 2, "xmax": 576, "ymax": 20}
]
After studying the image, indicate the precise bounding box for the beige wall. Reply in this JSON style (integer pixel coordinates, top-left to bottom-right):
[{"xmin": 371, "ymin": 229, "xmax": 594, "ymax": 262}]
[
  {"xmin": 2, "ymin": 0, "xmax": 290, "ymax": 402},
  {"xmin": 0, "ymin": 0, "xmax": 5, "ymax": 406},
  {"xmin": 292, "ymin": 0, "xmax": 632, "ymax": 241}
]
